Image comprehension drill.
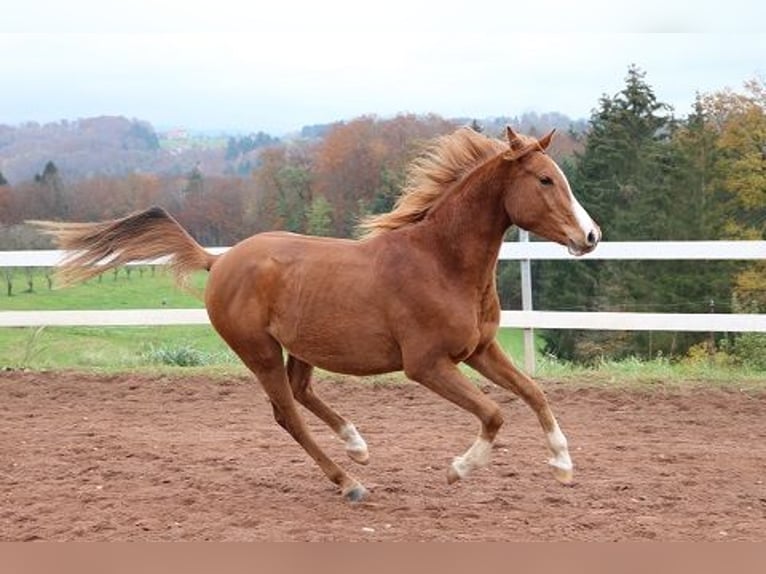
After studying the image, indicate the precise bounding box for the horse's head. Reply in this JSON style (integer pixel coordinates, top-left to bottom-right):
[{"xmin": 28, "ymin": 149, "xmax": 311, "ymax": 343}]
[{"xmin": 502, "ymin": 127, "xmax": 601, "ymax": 256}]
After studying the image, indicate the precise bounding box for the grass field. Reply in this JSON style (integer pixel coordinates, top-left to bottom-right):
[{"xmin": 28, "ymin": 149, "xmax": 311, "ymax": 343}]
[
  {"xmin": 0, "ymin": 268, "xmax": 529, "ymax": 371},
  {"xmin": 1, "ymin": 268, "xmax": 763, "ymax": 388},
  {"xmin": 1, "ymin": 268, "xmax": 205, "ymax": 310}
]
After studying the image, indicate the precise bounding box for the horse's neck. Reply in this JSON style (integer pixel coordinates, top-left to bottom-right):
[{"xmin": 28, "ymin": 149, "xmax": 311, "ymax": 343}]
[{"xmin": 415, "ymin": 158, "xmax": 510, "ymax": 283}]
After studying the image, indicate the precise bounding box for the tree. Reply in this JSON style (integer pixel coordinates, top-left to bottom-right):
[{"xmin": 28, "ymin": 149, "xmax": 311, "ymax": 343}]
[
  {"xmin": 306, "ymin": 195, "xmax": 334, "ymax": 236},
  {"xmin": 184, "ymin": 163, "xmax": 204, "ymax": 196},
  {"xmin": 35, "ymin": 160, "xmax": 69, "ymax": 218},
  {"xmin": 313, "ymin": 117, "xmax": 385, "ymax": 235},
  {"xmin": 276, "ymin": 163, "xmax": 312, "ymax": 233},
  {"xmin": 250, "ymin": 144, "xmax": 314, "ymax": 233},
  {"xmin": 313, "ymin": 114, "xmax": 456, "ymax": 236},
  {"xmin": 537, "ymin": 65, "xmax": 718, "ymax": 361},
  {"xmin": 700, "ymin": 79, "xmax": 766, "ymax": 310},
  {"xmin": 127, "ymin": 120, "xmax": 160, "ymax": 150},
  {"xmin": 225, "ymin": 131, "xmax": 279, "ymax": 160},
  {"xmin": 668, "ymin": 95, "xmax": 722, "ymax": 238},
  {"xmin": 707, "ymin": 80, "xmax": 766, "ymax": 241}
]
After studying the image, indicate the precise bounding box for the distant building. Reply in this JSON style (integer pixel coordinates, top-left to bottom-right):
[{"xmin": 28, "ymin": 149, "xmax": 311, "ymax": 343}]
[{"xmin": 163, "ymin": 128, "xmax": 189, "ymax": 140}]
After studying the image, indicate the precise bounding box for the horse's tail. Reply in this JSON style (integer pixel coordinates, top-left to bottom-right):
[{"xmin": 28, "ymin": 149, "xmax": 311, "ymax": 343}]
[{"xmin": 30, "ymin": 206, "xmax": 218, "ymax": 288}]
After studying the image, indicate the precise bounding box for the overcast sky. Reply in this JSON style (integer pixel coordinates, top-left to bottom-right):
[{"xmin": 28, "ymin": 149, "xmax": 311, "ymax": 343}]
[{"xmin": 2, "ymin": 0, "xmax": 764, "ymax": 134}]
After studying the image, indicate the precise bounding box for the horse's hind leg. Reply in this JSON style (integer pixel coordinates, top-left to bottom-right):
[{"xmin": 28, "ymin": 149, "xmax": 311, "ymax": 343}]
[
  {"xmin": 466, "ymin": 341, "xmax": 573, "ymax": 484},
  {"xmin": 235, "ymin": 337, "xmax": 367, "ymax": 501},
  {"xmin": 287, "ymin": 355, "xmax": 369, "ymax": 465}
]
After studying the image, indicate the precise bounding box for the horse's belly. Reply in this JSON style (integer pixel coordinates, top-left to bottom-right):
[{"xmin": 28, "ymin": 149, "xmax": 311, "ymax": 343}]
[
  {"xmin": 307, "ymin": 352, "xmax": 403, "ymax": 377},
  {"xmin": 272, "ymin": 324, "xmax": 403, "ymax": 376}
]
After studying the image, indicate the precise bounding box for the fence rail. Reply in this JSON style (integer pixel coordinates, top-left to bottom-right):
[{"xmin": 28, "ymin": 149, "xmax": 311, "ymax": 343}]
[
  {"xmin": 1, "ymin": 241, "xmax": 764, "ymax": 334},
  {"xmin": 2, "ymin": 308, "xmax": 762, "ymax": 333},
  {"xmin": 499, "ymin": 240, "xmax": 765, "ymax": 260},
  {"xmin": 2, "ymin": 241, "xmax": 764, "ymax": 267}
]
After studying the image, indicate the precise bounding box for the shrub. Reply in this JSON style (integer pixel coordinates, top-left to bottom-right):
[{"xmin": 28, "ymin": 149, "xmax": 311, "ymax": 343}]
[
  {"xmin": 142, "ymin": 344, "xmax": 208, "ymax": 367},
  {"xmin": 727, "ymin": 333, "xmax": 766, "ymax": 371},
  {"xmin": 683, "ymin": 341, "xmax": 733, "ymax": 368}
]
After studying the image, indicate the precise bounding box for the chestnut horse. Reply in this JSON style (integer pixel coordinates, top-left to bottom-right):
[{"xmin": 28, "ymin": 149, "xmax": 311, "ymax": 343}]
[{"xmin": 36, "ymin": 127, "xmax": 600, "ymax": 502}]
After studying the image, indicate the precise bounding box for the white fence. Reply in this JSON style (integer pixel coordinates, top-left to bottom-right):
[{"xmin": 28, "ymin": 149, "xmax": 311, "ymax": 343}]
[
  {"xmin": 501, "ymin": 238, "xmax": 765, "ymax": 332},
  {"xmin": 1, "ymin": 240, "xmax": 764, "ymax": 371}
]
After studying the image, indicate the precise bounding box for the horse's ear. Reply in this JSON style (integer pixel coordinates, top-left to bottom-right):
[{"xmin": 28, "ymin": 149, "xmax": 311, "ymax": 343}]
[
  {"xmin": 537, "ymin": 129, "xmax": 556, "ymax": 150},
  {"xmin": 505, "ymin": 126, "xmax": 524, "ymax": 150}
]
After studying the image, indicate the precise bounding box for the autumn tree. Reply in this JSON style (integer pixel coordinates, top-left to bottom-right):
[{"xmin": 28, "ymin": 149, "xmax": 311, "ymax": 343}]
[
  {"xmin": 701, "ymin": 79, "xmax": 766, "ymax": 310},
  {"xmin": 313, "ymin": 117, "xmax": 386, "ymax": 235},
  {"xmin": 249, "ymin": 144, "xmax": 314, "ymax": 233},
  {"xmin": 310, "ymin": 115, "xmax": 458, "ymax": 236},
  {"xmin": 369, "ymin": 114, "xmax": 456, "ymax": 217},
  {"xmin": 174, "ymin": 174, "xmax": 250, "ymax": 245},
  {"xmin": 706, "ymin": 80, "xmax": 766, "ymax": 241},
  {"xmin": 246, "ymin": 115, "xmax": 456, "ymax": 237},
  {"xmin": 66, "ymin": 173, "xmax": 164, "ymax": 221}
]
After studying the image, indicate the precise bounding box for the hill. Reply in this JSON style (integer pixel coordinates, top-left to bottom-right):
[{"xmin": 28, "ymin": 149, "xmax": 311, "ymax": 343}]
[
  {"xmin": 0, "ymin": 116, "xmax": 224, "ymax": 184},
  {"xmin": 0, "ymin": 112, "xmax": 586, "ymax": 184}
]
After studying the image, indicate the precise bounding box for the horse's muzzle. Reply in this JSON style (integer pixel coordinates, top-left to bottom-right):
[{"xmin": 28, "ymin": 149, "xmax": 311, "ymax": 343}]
[{"xmin": 567, "ymin": 225, "xmax": 601, "ymax": 257}]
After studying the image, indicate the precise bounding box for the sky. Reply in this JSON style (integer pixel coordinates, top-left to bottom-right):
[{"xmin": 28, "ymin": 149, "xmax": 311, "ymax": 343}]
[{"xmin": 2, "ymin": 0, "xmax": 765, "ymax": 135}]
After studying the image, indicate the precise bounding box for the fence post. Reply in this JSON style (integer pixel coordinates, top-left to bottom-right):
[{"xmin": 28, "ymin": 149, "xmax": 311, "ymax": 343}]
[{"xmin": 519, "ymin": 230, "xmax": 536, "ymax": 374}]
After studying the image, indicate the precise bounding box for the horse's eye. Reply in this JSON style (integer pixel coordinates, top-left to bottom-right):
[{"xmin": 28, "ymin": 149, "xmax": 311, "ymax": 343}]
[{"xmin": 539, "ymin": 176, "xmax": 554, "ymax": 186}]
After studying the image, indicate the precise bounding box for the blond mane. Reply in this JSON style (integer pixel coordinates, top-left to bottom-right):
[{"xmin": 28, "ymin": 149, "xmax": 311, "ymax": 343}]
[{"xmin": 358, "ymin": 128, "xmax": 517, "ymax": 238}]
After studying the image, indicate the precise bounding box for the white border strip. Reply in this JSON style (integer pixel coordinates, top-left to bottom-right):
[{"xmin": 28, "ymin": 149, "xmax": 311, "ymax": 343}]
[
  {"xmin": 1, "ymin": 310, "xmax": 762, "ymax": 332},
  {"xmin": 499, "ymin": 240, "xmax": 765, "ymax": 260},
  {"xmin": 1, "ymin": 242, "xmax": 764, "ymax": 267},
  {"xmin": 0, "ymin": 309, "xmax": 210, "ymax": 327},
  {"xmin": 500, "ymin": 311, "xmax": 766, "ymax": 332}
]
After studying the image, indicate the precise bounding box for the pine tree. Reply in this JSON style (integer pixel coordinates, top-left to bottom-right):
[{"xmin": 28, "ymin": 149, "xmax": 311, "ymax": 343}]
[
  {"xmin": 35, "ymin": 160, "xmax": 68, "ymax": 218},
  {"xmin": 275, "ymin": 163, "xmax": 312, "ymax": 233},
  {"xmin": 306, "ymin": 195, "xmax": 334, "ymax": 236},
  {"xmin": 184, "ymin": 164, "xmax": 204, "ymax": 195},
  {"xmin": 537, "ymin": 66, "xmax": 699, "ymax": 361}
]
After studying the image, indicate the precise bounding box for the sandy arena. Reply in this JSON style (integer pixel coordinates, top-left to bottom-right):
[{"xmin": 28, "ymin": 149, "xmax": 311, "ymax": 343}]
[{"xmin": 1, "ymin": 370, "xmax": 764, "ymax": 541}]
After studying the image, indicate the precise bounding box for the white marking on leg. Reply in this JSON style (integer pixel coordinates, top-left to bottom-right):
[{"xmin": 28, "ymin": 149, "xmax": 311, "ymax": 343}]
[
  {"xmin": 340, "ymin": 423, "xmax": 368, "ymax": 462},
  {"xmin": 451, "ymin": 437, "xmax": 493, "ymax": 480},
  {"xmin": 546, "ymin": 421, "xmax": 573, "ymax": 473}
]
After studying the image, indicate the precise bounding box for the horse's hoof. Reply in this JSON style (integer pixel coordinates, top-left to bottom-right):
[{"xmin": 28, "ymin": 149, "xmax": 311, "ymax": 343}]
[
  {"xmin": 347, "ymin": 447, "xmax": 370, "ymax": 465},
  {"xmin": 343, "ymin": 483, "xmax": 368, "ymax": 502},
  {"xmin": 550, "ymin": 464, "xmax": 574, "ymax": 485},
  {"xmin": 447, "ymin": 464, "xmax": 462, "ymax": 485}
]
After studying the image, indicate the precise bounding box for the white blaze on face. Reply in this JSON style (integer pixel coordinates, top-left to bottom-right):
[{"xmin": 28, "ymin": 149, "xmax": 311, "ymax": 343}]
[{"xmin": 553, "ymin": 162, "xmax": 598, "ymax": 241}]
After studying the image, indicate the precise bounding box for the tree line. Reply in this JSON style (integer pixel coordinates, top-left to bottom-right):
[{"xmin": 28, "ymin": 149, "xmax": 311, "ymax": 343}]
[
  {"xmin": 0, "ymin": 66, "xmax": 763, "ymax": 364},
  {"xmin": 537, "ymin": 66, "xmax": 764, "ymax": 364}
]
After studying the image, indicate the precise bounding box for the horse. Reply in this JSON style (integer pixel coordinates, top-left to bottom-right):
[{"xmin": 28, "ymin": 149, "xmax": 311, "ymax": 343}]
[{"xmin": 35, "ymin": 126, "xmax": 601, "ymax": 502}]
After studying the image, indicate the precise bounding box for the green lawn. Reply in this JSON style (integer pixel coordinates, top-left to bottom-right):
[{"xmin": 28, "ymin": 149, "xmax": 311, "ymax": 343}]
[
  {"xmin": 0, "ymin": 268, "xmax": 205, "ymax": 310},
  {"xmin": 0, "ymin": 268, "xmax": 531, "ymax": 370},
  {"xmin": 5, "ymin": 268, "xmax": 760, "ymax": 388}
]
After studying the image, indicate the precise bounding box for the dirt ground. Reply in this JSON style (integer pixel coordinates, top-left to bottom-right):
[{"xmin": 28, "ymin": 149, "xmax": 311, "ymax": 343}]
[{"xmin": 1, "ymin": 370, "xmax": 764, "ymax": 541}]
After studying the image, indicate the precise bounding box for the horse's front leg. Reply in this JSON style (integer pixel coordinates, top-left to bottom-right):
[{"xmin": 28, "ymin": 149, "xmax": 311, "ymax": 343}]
[
  {"xmin": 466, "ymin": 341, "xmax": 574, "ymax": 484},
  {"xmin": 404, "ymin": 357, "xmax": 504, "ymax": 484}
]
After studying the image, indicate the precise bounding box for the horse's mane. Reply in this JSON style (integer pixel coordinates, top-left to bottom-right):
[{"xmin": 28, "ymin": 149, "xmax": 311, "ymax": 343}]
[{"xmin": 357, "ymin": 127, "xmax": 521, "ymax": 238}]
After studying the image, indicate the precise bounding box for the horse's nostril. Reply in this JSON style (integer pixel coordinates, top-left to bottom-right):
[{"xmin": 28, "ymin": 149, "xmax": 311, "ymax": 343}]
[{"xmin": 587, "ymin": 230, "xmax": 597, "ymax": 246}]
